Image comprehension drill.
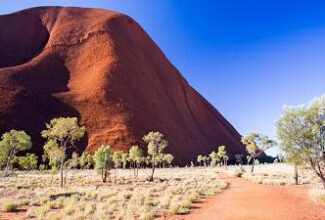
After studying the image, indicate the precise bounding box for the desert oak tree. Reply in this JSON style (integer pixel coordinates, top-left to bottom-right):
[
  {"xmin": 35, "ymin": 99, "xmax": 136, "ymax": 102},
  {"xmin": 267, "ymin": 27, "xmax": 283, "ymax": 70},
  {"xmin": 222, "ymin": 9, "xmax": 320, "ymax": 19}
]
[
  {"xmin": 241, "ymin": 132, "xmax": 275, "ymax": 173},
  {"xmin": 94, "ymin": 145, "xmax": 113, "ymax": 183},
  {"xmin": 0, "ymin": 130, "xmax": 32, "ymax": 175},
  {"xmin": 143, "ymin": 131, "xmax": 168, "ymax": 181},
  {"xmin": 41, "ymin": 117, "xmax": 85, "ymax": 187}
]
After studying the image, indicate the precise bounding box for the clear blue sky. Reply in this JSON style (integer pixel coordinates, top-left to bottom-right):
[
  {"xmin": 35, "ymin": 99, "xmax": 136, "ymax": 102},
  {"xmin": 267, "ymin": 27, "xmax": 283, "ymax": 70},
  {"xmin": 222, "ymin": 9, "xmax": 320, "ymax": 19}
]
[{"xmin": 2, "ymin": 0, "xmax": 325, "ymax": 156}]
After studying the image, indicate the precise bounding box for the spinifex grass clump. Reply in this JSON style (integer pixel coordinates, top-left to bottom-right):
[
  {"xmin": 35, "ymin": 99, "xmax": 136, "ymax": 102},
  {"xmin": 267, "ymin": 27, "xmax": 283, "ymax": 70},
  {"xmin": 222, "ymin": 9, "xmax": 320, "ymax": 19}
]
[{"xmin": 1, "ymin": 200, "xmax": 18, "ymax": 212}]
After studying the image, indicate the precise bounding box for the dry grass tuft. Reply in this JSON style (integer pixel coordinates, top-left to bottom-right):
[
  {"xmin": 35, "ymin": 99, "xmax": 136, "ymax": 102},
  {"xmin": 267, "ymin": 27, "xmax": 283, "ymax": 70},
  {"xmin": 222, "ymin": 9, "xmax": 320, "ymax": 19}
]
[{"xmin": 309, "ymin": 188, "xmax": 325, "ymax": 204}]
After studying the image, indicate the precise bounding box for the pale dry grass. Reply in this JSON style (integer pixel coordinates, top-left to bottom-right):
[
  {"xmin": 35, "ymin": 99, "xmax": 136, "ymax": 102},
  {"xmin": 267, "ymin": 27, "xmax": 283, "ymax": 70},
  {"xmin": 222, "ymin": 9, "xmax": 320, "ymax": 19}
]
[
  {"xmin": 309, "ymin": 188, "xmax": 325, "ymax": 204},
  {"xmin": 225, "ymin": 163, "xmax": 320, "ymax": 185},
  {"xmin": 0, "ymin": 167, "xmax": 227, "ymax": 219}
]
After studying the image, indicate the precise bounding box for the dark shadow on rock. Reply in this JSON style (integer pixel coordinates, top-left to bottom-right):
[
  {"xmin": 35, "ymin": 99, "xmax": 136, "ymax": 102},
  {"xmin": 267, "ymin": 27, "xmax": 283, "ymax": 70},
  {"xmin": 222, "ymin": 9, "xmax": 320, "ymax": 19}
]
[
  {"xmin": 0, "ymin": 54, "xmax": 88, "ymax": 157},
  {"xmin": 0, "ymin": 10, "xmax": 50, "ymax": 68}
]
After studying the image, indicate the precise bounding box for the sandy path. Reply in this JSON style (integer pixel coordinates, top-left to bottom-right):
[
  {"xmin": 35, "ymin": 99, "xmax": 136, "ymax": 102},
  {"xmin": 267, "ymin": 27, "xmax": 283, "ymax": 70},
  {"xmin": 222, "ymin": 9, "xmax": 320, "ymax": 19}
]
[{"xmin": 174, "ymin": 174, "xmax": 325, "ymax": 220}]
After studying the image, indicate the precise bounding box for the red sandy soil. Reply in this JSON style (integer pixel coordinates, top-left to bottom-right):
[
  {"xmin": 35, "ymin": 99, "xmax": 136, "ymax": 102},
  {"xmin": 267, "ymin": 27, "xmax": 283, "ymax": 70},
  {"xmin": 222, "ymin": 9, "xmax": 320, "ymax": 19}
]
[
  {"xmin": 0, "ymin": 7, "xmax": 246, "ymax": 165},
  {"xmin": 173, "ymin": 174, "xmax": 325, "ymax": 220}
]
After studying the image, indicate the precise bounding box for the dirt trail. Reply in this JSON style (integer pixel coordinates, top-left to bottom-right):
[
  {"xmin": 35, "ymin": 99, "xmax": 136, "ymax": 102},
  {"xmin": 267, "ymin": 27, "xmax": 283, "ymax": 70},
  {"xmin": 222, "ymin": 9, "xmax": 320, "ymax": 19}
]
[{"xmin": 175, "ymin": 174, "xmax": 325, "ymax": 220}]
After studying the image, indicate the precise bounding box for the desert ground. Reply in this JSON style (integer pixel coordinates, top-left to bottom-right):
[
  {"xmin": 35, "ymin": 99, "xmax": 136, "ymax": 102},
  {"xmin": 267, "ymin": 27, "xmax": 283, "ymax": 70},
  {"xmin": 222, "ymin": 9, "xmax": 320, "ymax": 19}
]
[
  {"xmin": 0, "ymin": 164, "xmax": 324, "ymax": 220},
  {"xmin": 0, "ymin": 167, "xmax": 227, "ymax": 220}
]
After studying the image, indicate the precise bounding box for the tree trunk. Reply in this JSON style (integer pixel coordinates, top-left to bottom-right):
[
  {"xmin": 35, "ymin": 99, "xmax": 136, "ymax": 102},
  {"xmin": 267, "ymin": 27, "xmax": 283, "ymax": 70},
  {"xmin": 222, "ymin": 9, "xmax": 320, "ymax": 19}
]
[
  {"xmin": 102, "ymin": 166, "xmax": 107, "ymax": 183},
  {"xmin": 60, "ymin": 158, "xmax": 64, "ymax": 187},
  {"xmin": 4, "ymin": 149, "xmax": 14, "ymax": 176},
  {"xmin": 294, "ymin": 164, "xmax": 299, "ymax": 185},
  {"xmin": 133, "ymin": 163, "xmax": 139, "ymax": 178},
  {"xmin": 251, "ymin": 158, "xmax": 255, "ymax": 173},
  {"xmin": 224, "ymin": 158, "xmax": 227, "ymax": 170},
  {"xmin": 149, "ymin": 162, "xmax": 155, "ymax": 181},
  {"xmin": 64, "ymin": 170, "xmax": 68, "ymax": 186}
]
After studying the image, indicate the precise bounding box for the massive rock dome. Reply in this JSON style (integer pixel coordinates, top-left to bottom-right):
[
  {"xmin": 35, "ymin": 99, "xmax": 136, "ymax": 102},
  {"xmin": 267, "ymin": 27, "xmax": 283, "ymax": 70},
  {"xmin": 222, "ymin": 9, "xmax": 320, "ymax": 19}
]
[{"xmin": 0, "ymin": 7, "xmax": 246, "ymax": 164}]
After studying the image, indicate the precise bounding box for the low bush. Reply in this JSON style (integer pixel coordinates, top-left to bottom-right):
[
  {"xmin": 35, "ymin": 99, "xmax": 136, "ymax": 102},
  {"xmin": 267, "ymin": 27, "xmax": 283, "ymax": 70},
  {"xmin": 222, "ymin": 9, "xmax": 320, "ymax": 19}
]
[{"xmin": 2, "ymin": 200, "xmax": 18, "ymax": 212}]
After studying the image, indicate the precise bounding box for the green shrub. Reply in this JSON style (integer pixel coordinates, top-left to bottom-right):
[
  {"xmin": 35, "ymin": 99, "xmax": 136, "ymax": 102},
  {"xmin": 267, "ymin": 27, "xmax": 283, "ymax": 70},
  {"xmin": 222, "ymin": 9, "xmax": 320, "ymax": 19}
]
[{"xmin": 14, "ymin": 153, "xmax": 38, "ymax": 170}]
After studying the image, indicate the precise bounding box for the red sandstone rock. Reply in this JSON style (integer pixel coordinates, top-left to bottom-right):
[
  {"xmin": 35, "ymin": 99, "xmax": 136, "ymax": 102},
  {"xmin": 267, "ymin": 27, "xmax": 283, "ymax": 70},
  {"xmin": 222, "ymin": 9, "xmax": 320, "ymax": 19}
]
[{"xmin": 0, "ymin": 7, "xmax": 246, "ymax": 164}]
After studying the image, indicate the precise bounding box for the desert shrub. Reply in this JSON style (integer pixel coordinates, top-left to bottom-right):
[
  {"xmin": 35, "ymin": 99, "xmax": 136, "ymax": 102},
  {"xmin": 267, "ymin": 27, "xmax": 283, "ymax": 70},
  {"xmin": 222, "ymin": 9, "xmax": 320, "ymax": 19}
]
[
  {"xmin": 64, "ymin": 151, "xmax": 79, "ymax": 169},
  {"xmin": 180, "ymin": 197, "xmax": 192, "ymax": 209},
  {"xmin": 186, "ymin": 191, "xmax": 200, "ymax": 203},
  {"xmin": 169, "ymin": 202, "xmax": 190, "ymax": 215},
  {"xmin": 63, "ymin": 203, "xmax": 76, "ymax": 216},
  {"xmin": 139, "ymin": 209, "xmax": 155, "ymax": 220},
  {"xmin": 26, "ymin": 207, "xmax": 37, "ymax": 218},
  {"xmin": 2, "ymin": 200, "xmax": 18, "ymax": 212},
  {"xmin": 79, "ymin": 151, "xmax": 94, "ymax": 169},
  {"xmin": 13, "ymin": 153, "xmax": 38, "ymax": 170},
  {"xmin": 159, "ymin": 193, "xmax": 173, "ymax": 209},
  {"xmin": 128, "ymin": 145, "xmax": 143, "ymax": 177},
  {"xmin": 209, "ymin": 151, "xmax": 219, "ymax": 167},
  {"xmin": 84, "ymin": 203, "xmax": 97, "ymax": 216},
  {"xmin": 39, "ymin": 164, "xmax": 46, "ymax": 170},
  {"xmin": 94, "ymin": 145, "xmax": 113, "ymax": 182},
  {"xmin": 162, "ymin": 153, "xmax": 174, "ymax": 168},
  {"xmin": 35, "ymin": 205, "xmax": 50, "ymax": 219},
  {"xmin": 47, "ymin": 198, "xmax": 65, "ymax": 209},
  {"xmin": 0, "ymin": 130, "xmax": 32, "ymax": 174},
  {"xmin": 112, "ymin": 151, "xmax": 123, "ymax": 169},
  {"xmin": 17, "ymin": 198, "xmax": 30, "ymax": 206}
]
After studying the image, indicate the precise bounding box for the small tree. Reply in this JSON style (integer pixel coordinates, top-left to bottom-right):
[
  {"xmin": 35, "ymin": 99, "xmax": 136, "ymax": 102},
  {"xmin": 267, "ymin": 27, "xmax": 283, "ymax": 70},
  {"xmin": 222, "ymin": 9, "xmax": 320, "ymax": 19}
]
[
  {"xmin": 120, "ymin": 152, "xmax": 128, "ymax": 169},
  {"xmin": 41, "ymin": 117, "xmax": 85, "ymax": 187},
  {"xmin": 277, "ymin": 153, "xmax": 284, "ymax": 163},
  {"xmin": 209, "ymin": 151, "xmax": 219, "ymax": 167},
  {"xmin": 235, "ymin": 154, "xmax": 244, "ymax": 168},
  {"xmin": 285, "ymin": 149, "xmax": 305, "ymax": 184},
  {"xmin": 112, "ymin": 151, "xmax": 123, "ymax": 169},
  {"xmin": 204, "ymin": 156, "xmax": 210, "ymax": 166},
  {"xmin": 43, "ymin": 139, "xmax": 64, "ymax": 171},
  {"xmin": 163, "ymin": 153, "xmax": 174, "ymax": 168},
  {"xmin": 241, "ymin": 132, "xmax": 275, "ymax": 173},
  {"xmin": 94, "ymin": 145, "xmax": 113, "ymax": 183},
  {"xmin": 0, "ymin": 148, "xmax": 7, "ymax": 169},
  {"xmin": 217, "ymin": 145, "xmax": 227, "ymax": 168},
  {"xmin": 13, "ymin": 153, "xmax": 38, "ymax": 170},
  {"xmin": 79, "ymin": 151, "xmax": 94, "ymax": 169},
  {"xmin": 0, "ymin": 130, "xmax": 32, "ymax": 175},
  {"xmin": 143, "ymin": 131, "xmax": 168, "ymax": 181},
  {"xmin": 276, "ymin": 105, "xmax": 308, "ymax": 184},
  {"xmin": 197, "ymin": 155, "xmax": 204, "ymax": 166},
  {"xmin": 202, "ymin": 156, "xmax": 207, "ymax": 166},
  {"xmin": 155, "ymin": 153, "xmax": 164, "ymax": 168},
  {"xmin": 128, "ymin": 145, "xmax": 143, "ymax": 177},
  {"xmin": 144, "ymin": 156, "xmax": 150, "ymax": 168},
  {"xmin": 65, "ymin": 152, "xmax": 80, "ymax": 169}
]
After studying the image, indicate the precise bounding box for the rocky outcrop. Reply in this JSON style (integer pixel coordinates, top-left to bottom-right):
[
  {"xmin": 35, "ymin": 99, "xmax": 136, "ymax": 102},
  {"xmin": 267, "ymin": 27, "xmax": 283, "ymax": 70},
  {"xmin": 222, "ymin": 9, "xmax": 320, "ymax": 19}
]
[{"xmin": 0, "ymin": 7, "xmax": 246, "ymax": 164}]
